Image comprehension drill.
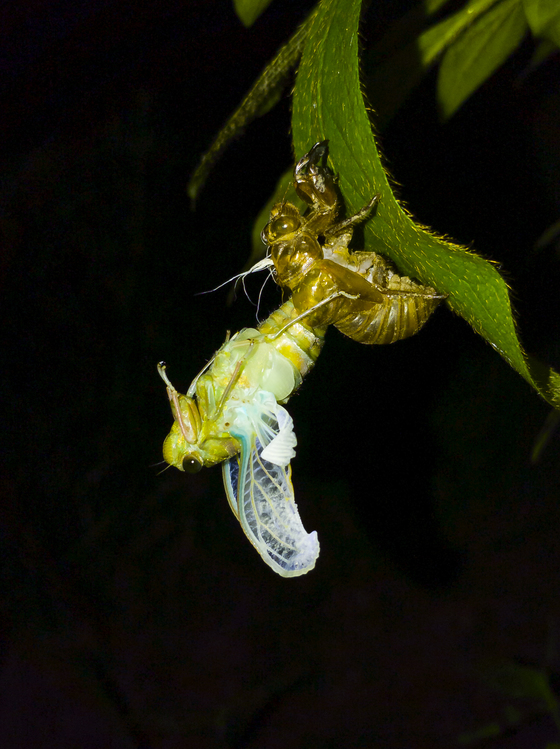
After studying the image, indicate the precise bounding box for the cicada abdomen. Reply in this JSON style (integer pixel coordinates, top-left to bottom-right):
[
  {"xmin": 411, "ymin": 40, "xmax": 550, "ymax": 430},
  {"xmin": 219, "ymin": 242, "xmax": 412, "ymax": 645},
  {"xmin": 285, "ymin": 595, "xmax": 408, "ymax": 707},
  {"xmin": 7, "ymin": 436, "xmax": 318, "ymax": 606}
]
[
  {"xmin": 158, "ymin": 298, "xmax": 325, "ymax": 577},
  {"xmin": 261, "ymin": 141, "xmax": 445, "ymax": 345}
]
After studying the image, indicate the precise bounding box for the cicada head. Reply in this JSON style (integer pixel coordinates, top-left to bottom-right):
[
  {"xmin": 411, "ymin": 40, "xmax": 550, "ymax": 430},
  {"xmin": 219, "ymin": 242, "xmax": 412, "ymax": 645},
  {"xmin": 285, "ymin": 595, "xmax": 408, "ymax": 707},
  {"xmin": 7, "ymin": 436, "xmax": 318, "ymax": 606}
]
[
  {"xmin": 261, "ymin": 203, "xmax": 322, "ymax": 291},
  {"xmin": 158, "ymin": 363, "xmax": 239, "ymax": 473},
  {"xmin": 260, "ymin": 202, "xmax": 302, "ymax": 246}
]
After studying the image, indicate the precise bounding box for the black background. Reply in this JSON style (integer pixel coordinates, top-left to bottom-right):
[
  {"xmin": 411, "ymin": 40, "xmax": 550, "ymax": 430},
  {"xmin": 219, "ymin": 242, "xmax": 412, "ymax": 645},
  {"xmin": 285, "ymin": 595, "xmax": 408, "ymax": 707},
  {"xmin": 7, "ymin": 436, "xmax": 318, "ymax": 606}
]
[{"xmin": 3, "ymin": 1, "xmax": 560, "ymax": 746}]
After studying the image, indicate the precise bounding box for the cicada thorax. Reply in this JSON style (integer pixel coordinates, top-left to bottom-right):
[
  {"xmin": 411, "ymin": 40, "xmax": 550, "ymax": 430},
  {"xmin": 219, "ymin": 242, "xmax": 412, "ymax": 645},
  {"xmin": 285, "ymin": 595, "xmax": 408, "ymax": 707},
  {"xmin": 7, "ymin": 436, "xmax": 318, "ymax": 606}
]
[{"xmin": 261, "ymin": 141, "xmax": 445, "ymax": 345}]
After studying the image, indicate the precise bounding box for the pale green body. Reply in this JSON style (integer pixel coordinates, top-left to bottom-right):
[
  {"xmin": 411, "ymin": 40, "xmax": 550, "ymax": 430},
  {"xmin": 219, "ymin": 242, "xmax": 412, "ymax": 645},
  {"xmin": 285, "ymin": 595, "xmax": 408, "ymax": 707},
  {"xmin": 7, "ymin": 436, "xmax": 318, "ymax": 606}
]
[
  {"xmin": 161, "ymin": 298, "xmax": 325, "ymax": 472},
  {"xmin": 159, "ymin": 298, "xmax": 325, "ymax": 577}
]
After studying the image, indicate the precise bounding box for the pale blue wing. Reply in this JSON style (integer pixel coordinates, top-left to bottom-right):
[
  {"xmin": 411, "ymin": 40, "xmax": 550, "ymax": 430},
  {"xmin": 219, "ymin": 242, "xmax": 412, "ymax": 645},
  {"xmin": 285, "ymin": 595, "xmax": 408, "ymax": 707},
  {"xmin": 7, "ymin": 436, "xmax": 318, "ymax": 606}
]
[{"xmin": 222, "ymin": 392, "xmax": 319, "ymax": 577}]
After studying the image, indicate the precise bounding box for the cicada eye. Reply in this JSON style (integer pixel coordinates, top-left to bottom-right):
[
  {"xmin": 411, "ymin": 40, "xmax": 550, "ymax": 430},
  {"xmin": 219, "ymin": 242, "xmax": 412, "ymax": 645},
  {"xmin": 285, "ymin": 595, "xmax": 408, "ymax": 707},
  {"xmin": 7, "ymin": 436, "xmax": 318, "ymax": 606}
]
[
  {"xmin": 269, "ymin": 214, "xmax": 301, "ymax": 239},
  {"xmin": 182, "ymin": 456, "xmax": 203, "ymax": 473}
]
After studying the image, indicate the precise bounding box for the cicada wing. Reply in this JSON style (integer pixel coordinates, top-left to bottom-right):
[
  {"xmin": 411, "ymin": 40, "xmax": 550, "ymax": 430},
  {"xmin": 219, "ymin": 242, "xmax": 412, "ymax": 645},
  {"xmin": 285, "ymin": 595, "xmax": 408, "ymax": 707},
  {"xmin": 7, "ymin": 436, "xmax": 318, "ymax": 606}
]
[
  {"xmin": 223, "ymin": 454, "xmax": 239, "ymax": 520},
  {"xmin": 222, "ymin": 393, "xmax": 319, "ymax": 577}
]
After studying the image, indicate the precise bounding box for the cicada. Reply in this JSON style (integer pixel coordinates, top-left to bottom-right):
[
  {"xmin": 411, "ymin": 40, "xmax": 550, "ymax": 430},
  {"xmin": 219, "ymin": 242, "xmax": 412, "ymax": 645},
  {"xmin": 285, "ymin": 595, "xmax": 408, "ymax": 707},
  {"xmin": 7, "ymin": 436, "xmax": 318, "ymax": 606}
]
[
  {"xmin": 159, "ymin": 299, "xmax": 325, "ymax": 577},
  {"xmin": 261, "ymin": 141, "xmax": 445, "ymax": 344},
  {"xmin": 160, "ymin": 143, "xmax": 445, "ymax": 577}
]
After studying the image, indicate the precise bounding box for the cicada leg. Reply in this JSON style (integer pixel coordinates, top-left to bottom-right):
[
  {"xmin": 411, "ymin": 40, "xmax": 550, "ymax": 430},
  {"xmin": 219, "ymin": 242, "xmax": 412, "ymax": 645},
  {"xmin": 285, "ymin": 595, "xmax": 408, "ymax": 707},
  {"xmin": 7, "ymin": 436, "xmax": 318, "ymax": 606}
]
[
  {"xmin": 186, "ymin": 350, "xmax": 221, "ymax": 398},
  {"xmin": 293, "ymin": 141, "xmax": 335, "ymax": 207},
  {"xmin": 324, "ymin": 193, "xmax": 381, "ymax": 238},
  {"xmin": 214, "ymin": 338, "xmax": 257, "ymax": 417},
  {"xmin": 185, "ymin": 329, "xmax": 246, "ymax": 401},
  {"xmin": 293, "ymin": 141, "xmax": 339, "ymax": 232}
]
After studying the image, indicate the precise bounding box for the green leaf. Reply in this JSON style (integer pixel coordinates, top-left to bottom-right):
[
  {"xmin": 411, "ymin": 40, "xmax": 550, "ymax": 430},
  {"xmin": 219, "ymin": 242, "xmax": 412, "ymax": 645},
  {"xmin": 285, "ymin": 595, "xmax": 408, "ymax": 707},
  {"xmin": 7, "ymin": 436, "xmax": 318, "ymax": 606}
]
[
  {"xmin": 458, "ymin": 722, "xmax": 502, "ymax": 745},
  {"xmin": 544, "ymin": 19, "xmax": 560, "ymax": 47},
  {"xmin": 483, "ymin": 660, "xmax": 553, "ymax": 701},
  {"xmin": 528, "ymin": 37, "xmax": 559, "ymax": 70},
  {"xmin": 187, "ymin": 9, "xmax": 315, "ymax": 203},
  {"xmin": 366, "ymin": 0, "xmax": 501, "ymax": 129},
  {"xmin": 438, "ymin": 0, "xmax": 528, "ymax": 118},
  {"xmin": 292, "ymin": 0, "xmax": 560, "ymax": 408},
  {"xmin": 424, "ymin": 0, "xmax": 456, "ymax": 13},
  {"xmin": 481, "ymin": 660, "xmax": 560, "ymax": 731},
  {"xmin": 418, "ymin": 0, "xmax": 502, "ymax": 67},
  {"xmin": 234, "ymin": 0, "xmax": 274, "ymax": 27},
  {"xmin": 522, "ymin": 0, "xmax": 560, "ymax": 37},
  {"xmin": 531, "ymin": 408, "xmax": 560, "ymax": 463}
]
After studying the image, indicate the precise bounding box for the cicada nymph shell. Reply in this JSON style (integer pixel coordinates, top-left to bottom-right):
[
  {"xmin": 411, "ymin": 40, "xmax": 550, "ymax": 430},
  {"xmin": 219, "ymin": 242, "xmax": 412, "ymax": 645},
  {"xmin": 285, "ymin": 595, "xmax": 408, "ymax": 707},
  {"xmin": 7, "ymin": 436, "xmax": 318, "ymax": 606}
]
[{"xmin": 261, "ymin": 141, "xmax": 445, "ymax": 345}]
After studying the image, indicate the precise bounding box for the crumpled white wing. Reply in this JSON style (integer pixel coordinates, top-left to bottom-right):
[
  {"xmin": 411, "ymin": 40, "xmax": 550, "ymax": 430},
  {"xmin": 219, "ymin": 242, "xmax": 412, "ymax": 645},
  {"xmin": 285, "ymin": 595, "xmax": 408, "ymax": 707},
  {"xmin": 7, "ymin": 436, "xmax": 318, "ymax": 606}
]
[
  {"xmin": 222, "ymin": 392, "xmax": 319, "ymax": 577},
  {"xmin": 260, "ymin": 402, "xmax": 297, "ymax": 465}
]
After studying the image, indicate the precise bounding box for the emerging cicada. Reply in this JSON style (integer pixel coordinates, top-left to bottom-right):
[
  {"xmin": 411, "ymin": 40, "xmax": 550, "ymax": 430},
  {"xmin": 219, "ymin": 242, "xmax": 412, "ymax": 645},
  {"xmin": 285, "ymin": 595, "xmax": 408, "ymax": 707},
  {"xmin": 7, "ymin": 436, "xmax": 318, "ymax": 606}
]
[
  {"xmin": 261, "ymin": 141, "xmax": 445, "ymax": 344},
  {"xmin": 159, "ymin": 299, "xmax": 325, "ymax": 577},
  {"xmin": 160, "ymin": 143, "xmax": 445, "ymax": 577}
]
